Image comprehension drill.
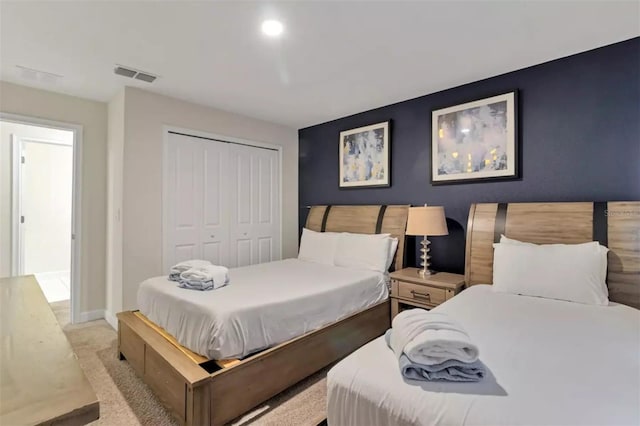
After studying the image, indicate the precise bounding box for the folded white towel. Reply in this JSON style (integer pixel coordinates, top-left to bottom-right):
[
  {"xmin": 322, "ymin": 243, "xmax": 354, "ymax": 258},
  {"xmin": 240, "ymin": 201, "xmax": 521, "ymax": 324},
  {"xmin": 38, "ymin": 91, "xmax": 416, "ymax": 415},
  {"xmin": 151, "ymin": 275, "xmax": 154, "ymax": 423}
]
[
  {"xmin": 170, "ymin": 259, "xmax": 212, "ymax": 276},
  {"xmin": 179, "ymin": 264, "xmax": 229, "ymax": 289},
  {"xmin": 389, "ymin": 309, "xmax": 479, "ymax": 366}
]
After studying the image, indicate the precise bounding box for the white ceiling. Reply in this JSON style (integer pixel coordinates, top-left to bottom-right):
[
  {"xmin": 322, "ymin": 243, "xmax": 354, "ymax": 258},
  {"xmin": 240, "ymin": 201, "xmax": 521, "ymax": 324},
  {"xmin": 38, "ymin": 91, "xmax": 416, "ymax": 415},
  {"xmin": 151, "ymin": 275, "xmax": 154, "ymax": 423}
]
[{"xmin": 1, "ymin": 1, "xmax": 638, "ymax": 128}]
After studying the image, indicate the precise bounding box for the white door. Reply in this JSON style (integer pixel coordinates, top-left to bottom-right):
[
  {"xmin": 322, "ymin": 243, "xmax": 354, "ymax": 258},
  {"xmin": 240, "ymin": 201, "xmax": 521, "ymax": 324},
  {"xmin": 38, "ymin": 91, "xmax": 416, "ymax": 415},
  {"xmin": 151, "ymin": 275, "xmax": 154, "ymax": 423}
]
[
  {"xmin": 19, "ymin": 139, "xmax": 73, "ymax": 275},
  {"xmin": 164, "ymin": 132, "xmax": 281, "ymax": 270},
  {"xmin": 228, "ymin": 143, "xmax": 281, "ymax": 267},
  {"xmin": 165, "ymin": 133, "xmax": 230, "ymax": 268}
]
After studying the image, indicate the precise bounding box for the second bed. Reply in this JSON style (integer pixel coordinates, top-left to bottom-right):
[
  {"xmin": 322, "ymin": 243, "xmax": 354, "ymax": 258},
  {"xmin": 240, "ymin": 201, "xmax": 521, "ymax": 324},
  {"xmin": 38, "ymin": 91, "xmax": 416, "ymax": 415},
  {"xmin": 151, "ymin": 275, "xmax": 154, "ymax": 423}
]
[
  {"xmin": 138, "ymin": 258, "xmax": 388, "ymax": 360},
  {"xmin": 327, "ymin": 201, "xmax": 640, "ymax": 426},
  {"xmin": 118, "ymin": 204, "xmax": 409, "ymax": 425},
  {"xmin": 328, "ymin": 284, "xmax": 640, "ymax": 426}
]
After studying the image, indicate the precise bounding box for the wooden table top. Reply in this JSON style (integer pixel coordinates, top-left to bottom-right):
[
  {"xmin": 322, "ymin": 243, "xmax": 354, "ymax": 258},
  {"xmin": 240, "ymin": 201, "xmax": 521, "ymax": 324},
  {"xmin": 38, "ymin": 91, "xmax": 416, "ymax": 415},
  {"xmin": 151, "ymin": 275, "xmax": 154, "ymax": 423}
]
[{"xmin": 0, "ymin": 275, "xmax": 99, "ymax": 425}]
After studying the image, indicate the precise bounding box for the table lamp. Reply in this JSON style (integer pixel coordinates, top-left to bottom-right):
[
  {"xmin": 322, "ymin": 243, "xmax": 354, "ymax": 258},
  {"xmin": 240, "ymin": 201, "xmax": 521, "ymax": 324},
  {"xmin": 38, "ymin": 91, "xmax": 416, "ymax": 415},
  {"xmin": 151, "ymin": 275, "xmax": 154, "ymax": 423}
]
[{"xmin": 406, "ymin": 205, "xmax": 449, "ymax": 277}]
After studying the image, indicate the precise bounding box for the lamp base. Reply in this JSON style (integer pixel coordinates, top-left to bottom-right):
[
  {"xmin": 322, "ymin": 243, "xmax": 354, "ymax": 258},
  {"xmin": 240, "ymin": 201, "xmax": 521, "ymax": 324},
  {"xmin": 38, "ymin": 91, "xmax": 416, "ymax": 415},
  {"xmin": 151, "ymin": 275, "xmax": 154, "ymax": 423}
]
[
  {"xmin": 417, "ymin": 236, "xmax": 434, "ymax": 277},
  {"xmin": 417, "ymin": 268, "xmax": 435, "ymax": 278}
]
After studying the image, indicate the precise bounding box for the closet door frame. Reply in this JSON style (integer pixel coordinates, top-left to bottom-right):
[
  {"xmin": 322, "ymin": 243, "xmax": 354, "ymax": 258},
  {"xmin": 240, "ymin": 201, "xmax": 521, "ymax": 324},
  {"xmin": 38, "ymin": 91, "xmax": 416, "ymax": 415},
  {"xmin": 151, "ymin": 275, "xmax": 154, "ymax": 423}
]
[{"xmin": 161, "ymin": 125, "xmax": 283, "ymax": 271}]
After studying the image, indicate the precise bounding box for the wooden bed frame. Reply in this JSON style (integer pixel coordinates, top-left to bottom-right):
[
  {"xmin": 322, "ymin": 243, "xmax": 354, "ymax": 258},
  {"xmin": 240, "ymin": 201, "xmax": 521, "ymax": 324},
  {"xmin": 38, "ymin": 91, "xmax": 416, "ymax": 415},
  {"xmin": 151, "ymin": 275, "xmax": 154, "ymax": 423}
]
[
  {"xmin": 117, "ymin": 204, "xmax": 409, "ymax": 425},
  {"xmin": 465, "ymin": 201, "xmax": 640, "ymax": 309}
]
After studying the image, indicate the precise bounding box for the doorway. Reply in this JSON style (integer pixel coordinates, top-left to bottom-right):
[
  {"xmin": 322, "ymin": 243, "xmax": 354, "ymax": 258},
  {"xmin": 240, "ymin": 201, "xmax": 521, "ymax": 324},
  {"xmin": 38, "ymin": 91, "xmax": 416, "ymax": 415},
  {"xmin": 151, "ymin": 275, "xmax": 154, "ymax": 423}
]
[{"xmin": 0, "ymin": 115, "xmax": 81, "ymax": 320}]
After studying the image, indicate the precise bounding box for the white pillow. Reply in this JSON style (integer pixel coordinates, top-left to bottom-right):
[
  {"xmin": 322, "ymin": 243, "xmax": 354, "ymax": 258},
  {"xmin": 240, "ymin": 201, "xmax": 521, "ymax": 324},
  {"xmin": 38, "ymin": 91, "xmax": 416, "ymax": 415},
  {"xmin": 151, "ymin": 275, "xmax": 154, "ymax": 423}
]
[
  {"xmin": 339, "ymin": 232, "xmax": 398, "ymax": 271},
  {"xmin": 499, "ymin": 235, "xmax": 609, "ymax": 293},
  {"xmin": 492, "ymin": 238, "xmax": 609, "ymax": 305},
  {"xmin": 298, "ymin": 228, "xmax": 339, "ymax": 265},
  {"xmin": 387, "ymin": 237, "xmax": 399, "ymax": 271},
  {"xmin": 334, "ymin": 232, "xmax": 391, "ymax": 273}
]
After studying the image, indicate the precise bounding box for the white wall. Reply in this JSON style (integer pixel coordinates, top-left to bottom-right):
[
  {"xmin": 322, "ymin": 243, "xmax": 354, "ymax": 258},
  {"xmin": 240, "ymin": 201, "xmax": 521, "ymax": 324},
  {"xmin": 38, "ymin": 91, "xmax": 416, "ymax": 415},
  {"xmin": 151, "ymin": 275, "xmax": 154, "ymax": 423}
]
[
  {"xmin": 1, "ymin": 82, "xmax": 299, "ymax": 322},
  {"xmin": 0, "ymin": 81, "xmax": 108, "ymax": 315},
  {"xmin": 105, "ymin": 89, "xmax": 124, "ymax": 325},
  {"xmin": 112, "ymin": 87, "xmax": 298, "ymax": 311},
  {"xmin": 0, "ymin": 121, "xmax": 73, "ymax": 276}
]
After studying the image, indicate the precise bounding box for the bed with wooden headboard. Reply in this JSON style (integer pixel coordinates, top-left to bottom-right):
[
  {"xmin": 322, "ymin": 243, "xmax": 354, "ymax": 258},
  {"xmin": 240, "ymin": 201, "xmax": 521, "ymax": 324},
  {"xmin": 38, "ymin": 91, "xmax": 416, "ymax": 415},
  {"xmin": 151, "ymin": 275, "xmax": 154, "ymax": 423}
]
[
  {"xmin": 117, "ymin": 204, "xmax": 409, "ymax": 426},
  {"xmin": 306, "ymin": 204, "xmax": 409, "ymax": 271},
  {"xmin": 465, "ymin": 201, "xmax": 640, "ymax": 308},
  {"xmin": 325, "ymin": 200, "xmax": 640, "ymax": 426}
]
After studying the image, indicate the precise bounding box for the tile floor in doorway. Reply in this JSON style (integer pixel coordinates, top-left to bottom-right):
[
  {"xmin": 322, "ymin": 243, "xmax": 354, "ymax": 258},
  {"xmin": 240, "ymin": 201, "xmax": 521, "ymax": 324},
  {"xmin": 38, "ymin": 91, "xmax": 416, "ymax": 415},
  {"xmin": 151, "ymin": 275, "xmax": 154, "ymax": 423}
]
[{"xmin": 35, "ymin": 270, "xmax": 70, "ymax": 303}]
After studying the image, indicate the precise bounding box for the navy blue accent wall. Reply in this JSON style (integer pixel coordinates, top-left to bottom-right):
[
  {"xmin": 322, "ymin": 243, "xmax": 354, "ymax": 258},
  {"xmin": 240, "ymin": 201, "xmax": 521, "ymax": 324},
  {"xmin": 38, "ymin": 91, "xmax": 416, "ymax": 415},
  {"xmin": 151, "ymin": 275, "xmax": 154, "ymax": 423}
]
[{"xmin": 298, "ymin": 38, "xmax": 640, "ymax": 274}]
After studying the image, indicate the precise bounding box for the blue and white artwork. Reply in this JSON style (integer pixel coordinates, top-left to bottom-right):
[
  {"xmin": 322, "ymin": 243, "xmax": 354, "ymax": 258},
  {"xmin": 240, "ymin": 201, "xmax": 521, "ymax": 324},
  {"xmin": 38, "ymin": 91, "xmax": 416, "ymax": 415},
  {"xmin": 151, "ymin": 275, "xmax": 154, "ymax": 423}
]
[
  {"xmin": 340, "ymin": 121, "xmax": 390, "ymax": 187},
  {"xmin": 432, "ymin": 92, "xmax": 517, "ymax": 184}
]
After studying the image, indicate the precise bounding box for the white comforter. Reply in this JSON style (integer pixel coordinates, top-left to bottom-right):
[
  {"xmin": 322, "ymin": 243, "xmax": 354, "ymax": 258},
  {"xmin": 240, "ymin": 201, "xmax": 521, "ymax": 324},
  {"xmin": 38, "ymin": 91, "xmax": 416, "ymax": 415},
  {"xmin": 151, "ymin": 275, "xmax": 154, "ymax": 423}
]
[
  {"xmin": 328, "ymin": 284, "xmax": 640, "ymax": 426},
  {"xmin": 138, "ymin": 259, "xmax": 388, "ymax": 359}
]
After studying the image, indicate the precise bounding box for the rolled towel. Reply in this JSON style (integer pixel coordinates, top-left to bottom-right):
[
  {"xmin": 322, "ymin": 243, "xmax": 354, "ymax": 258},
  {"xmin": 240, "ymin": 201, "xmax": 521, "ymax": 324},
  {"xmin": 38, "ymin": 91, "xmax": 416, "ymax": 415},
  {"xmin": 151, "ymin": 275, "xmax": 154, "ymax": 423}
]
[
  {"xmin": 178, "ymin": 264, "xmax": 229, "ymax": 291},
  {"xmin": 385, "ymin": 330, "xmax": 485, "ymax": 382},
  {"xmin": 389, "ymin": 309, "xmax": 479, "ymax": 366},
  {"xmin": 169, "ymin": 259, "xmax": 211, "ymax": 281}
]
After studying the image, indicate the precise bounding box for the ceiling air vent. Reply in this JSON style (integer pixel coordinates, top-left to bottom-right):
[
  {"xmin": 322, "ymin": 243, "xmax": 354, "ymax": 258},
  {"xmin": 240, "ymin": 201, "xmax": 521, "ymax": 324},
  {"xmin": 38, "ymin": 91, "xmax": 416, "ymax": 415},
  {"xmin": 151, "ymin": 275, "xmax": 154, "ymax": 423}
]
[
  {"xmin": 16, "ymin": 65, "xmax": 62, "ymax": 84},
  {"xmin": 114, "ymin": 64, "xmax": 158, "ymax": 83},
  {"xmin": 134, "ymin": 72, "xmax": 157, "ymax": 83},
  {"xmin": 114, "ymin": 66, "xmax": 137, "ymax": 78}
]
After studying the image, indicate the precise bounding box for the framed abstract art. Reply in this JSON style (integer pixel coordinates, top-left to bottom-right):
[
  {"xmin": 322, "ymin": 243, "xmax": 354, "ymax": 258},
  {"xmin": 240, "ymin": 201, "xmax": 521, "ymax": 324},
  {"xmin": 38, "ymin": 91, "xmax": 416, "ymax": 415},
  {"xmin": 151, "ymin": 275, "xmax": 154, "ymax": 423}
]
[
  {"xmin": 431, "ymin": 91, "xmax": 518, "ymax": 184},
  {"xmin": 339, "ymin": 121, "xmax": 390, "ymax": 188}
]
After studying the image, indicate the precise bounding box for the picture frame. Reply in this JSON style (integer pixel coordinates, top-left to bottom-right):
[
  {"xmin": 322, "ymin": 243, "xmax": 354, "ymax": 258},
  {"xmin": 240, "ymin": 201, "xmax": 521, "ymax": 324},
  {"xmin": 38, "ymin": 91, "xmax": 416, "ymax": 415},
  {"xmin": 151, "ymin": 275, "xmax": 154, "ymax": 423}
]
[
  {"xmin": 339, "ymin": 120, "xmax": 390, "ymax": 188},
  {"xmin": 431, "ymin": 91, "xmax": 518, "ymax": 184}
]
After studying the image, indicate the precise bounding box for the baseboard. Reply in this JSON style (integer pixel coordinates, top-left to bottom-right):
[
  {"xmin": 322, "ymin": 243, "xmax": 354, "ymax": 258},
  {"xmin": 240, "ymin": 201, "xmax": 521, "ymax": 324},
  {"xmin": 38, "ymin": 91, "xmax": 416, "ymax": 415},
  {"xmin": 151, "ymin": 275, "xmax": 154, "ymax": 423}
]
[
  {"xmin": 78, "ymin": 309, "xmax": 105, "ymax": 323},
  {"xmin": 76, "ymin": 309, "xmax": 117, "ymax": 330},
  {"xmin": 104, "ymin": 309, "xmax": 118, "ymax": 330}
]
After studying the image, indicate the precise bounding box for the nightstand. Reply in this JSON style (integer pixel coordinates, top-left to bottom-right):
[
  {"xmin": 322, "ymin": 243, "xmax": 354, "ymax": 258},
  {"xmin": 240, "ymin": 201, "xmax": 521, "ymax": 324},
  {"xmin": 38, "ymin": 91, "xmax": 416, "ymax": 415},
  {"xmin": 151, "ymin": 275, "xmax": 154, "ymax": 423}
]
[{"xmin": 389, "ymin": 268, "xmax": 465, "ymax": 319}]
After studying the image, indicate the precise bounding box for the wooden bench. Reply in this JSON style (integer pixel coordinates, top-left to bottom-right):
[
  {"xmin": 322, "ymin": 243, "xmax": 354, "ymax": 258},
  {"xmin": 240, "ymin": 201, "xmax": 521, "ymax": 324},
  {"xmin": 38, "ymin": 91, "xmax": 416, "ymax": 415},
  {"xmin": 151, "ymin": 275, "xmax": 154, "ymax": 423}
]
[{"xmin": 0, "ymin": 275, "xmax": 99, "ymax": 425}]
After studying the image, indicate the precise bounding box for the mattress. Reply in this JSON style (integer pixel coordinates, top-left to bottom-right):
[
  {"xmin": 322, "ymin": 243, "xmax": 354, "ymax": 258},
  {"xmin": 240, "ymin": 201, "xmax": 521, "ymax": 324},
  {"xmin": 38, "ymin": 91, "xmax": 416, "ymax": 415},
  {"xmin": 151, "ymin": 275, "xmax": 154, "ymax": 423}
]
[
  {"xmin": 137, "ymin": 258, "xmax": 388, "ymax": 359},
  {"xmin": 327, "ymin": 284, "xmax": 640, "ymax": 426}
]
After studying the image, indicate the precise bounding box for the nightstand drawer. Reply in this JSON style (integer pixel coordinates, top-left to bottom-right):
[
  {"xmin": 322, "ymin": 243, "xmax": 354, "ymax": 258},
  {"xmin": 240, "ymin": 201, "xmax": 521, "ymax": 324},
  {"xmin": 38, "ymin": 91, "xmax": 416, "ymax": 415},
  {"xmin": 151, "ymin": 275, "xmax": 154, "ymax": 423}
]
[{"xmin": 397, "ymin": 282, "xmax": 446, "ymax": 306}]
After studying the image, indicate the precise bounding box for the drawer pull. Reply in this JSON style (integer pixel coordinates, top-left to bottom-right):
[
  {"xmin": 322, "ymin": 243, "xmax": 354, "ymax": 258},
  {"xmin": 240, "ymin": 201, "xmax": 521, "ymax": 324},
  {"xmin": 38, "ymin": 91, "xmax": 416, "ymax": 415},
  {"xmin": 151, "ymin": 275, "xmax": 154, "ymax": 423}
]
[{"xmin": 411, "ymin": 290, "xmax": 431, "ymax": 301}]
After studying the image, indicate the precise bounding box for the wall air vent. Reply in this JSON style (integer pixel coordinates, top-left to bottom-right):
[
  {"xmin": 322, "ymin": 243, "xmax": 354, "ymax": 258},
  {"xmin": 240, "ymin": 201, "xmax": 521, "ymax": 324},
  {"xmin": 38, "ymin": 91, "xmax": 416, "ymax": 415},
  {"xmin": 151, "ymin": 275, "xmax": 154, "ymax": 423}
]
[{"xmin": 114, "ymin": 64, "xmax": 158, "ymax": 83}]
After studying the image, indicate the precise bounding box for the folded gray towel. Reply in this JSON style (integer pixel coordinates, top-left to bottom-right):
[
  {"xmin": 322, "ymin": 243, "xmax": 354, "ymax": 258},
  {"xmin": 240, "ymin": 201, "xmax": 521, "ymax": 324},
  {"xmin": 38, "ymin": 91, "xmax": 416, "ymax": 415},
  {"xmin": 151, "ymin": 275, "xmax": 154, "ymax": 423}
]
[
  {"xmin": 385, "ymin": 330, "xmax": 485, "ymax": 382},
  {"xmin": 169, "ymin": 260, "xmax": 212, "ymax": 282},
  {"xmin": 178, "ymin": 280, "xmax": 215, "ymax": 291},
  {"xmin": 176, "ymin": 265, "xmax": 229, "ymax": 291},
  {"xmin": 179, "ymin": 265, "xmax": 229, "ymax": 288}
]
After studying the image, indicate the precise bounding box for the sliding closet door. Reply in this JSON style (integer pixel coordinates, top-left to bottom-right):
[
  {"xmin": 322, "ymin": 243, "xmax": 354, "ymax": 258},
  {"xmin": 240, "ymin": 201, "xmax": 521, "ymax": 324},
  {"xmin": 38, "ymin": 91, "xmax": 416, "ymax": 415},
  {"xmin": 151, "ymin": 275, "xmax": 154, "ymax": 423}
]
[
  {"xmin": 228, "ymin": 143, "xmax": 281, "ymax": 267},
  {"xmin": 165, "ymin": 133, "xmax": 230, "ymax": 268}
]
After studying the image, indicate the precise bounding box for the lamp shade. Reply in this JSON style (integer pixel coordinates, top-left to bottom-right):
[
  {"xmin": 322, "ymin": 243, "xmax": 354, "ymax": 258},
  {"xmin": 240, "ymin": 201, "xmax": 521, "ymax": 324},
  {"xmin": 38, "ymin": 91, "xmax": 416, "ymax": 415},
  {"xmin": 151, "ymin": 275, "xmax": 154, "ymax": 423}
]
[{"xmin": 406, "ymin": 206, "xmax": 449, "ymax": 236}]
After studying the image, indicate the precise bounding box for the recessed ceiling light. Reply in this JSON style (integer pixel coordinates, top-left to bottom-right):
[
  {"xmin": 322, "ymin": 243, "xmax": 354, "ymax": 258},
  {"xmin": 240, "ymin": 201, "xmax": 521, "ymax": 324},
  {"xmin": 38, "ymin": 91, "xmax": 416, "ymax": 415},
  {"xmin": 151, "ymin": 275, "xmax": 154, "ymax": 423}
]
[{"xmin": 261, "ymin": 19, "xmax": 284, "ymax": 37}]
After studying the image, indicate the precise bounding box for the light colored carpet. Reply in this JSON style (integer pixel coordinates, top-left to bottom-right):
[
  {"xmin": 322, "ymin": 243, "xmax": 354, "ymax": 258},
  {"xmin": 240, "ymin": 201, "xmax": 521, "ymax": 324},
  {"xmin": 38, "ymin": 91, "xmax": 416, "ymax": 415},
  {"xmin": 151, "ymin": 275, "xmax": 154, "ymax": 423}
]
[{"xmin": 50, "ymin": 301, "xmax": 329, "ymax": 426}]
